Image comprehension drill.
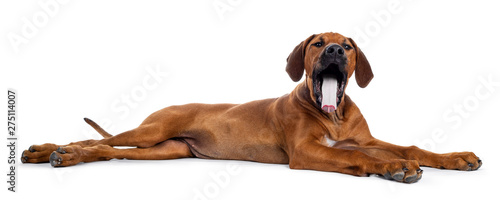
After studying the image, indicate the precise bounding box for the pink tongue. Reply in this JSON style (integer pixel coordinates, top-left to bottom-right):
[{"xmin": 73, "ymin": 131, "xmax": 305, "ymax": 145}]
[
  {"xmin": 322, "ymin": 105, "xmax": 336, "ymax": 113},
  {"xmin": 321, "ymin": 76, "xmax": 338, "ymax": 113}
]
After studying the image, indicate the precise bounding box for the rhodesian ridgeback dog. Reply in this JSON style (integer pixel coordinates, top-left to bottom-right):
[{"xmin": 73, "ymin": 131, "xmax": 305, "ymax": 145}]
[{"xmin": 22, "ymin": 32, "xmax": 481, "ymax": 183}]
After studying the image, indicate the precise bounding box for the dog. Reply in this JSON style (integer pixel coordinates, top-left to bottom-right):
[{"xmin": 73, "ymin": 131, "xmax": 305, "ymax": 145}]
[{"xmin": 22, "ymin": 32, "xmax": 481, "ymax": 183}]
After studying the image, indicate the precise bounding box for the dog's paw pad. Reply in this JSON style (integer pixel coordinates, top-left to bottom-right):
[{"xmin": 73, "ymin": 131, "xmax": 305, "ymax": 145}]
[{"xmin": 392, "ymin": 171, "xmax": 404, "ymax": 182}]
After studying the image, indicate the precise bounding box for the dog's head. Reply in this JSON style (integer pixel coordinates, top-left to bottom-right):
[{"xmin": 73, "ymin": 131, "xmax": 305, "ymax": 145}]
[{"xmin": 286, "ymin": 32, "xmax": 373, "ymax": 113}]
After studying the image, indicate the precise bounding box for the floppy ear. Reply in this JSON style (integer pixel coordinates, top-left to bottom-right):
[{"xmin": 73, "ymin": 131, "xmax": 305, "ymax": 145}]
[
  {"xmin": 286, "ymin": 34, "xmax": 316, "ymax": 82},
  {"xmin": 349, "ymin": 38, "xmax": 374, "ymax": 88}
]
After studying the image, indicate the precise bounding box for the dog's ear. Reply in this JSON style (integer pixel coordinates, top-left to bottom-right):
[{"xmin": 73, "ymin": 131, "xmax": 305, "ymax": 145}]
[
  {"xmin": 286, "ymin": 34, "xmax": 316, "ymax": 82},
  {"xmin": 349, "ymin": 38, "xmax": 373, "ymax": 88}
]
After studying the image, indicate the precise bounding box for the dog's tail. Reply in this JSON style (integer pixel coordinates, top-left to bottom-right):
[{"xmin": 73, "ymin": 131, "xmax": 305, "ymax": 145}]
[{"xmin": 84, "ymin": 118, "xmax": 113, "ymax": 138}]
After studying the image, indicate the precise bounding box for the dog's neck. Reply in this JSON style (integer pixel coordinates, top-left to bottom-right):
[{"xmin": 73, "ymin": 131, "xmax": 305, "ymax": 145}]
[{"xmin": 291, "ymin": 80, "xmax": 346, "ymax": 123}]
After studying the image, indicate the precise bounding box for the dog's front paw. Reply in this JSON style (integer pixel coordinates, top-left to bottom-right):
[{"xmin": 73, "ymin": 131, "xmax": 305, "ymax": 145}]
[
  {"xmin": 438, "ymin": 152, "xmax": 482, "ymax": 171},
  {"xmin": 21, "ymin": 143, "xmax": 59, "ymax": 163},
  {"xmin": 381, "ymin": 160, "xmax": 423, "ymax": 183}
]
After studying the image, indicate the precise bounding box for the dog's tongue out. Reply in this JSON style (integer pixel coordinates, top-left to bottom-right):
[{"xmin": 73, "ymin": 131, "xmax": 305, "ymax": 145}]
[{"xmin": 321, "ymin": 76, "xmax": 338, "ymax": 113}]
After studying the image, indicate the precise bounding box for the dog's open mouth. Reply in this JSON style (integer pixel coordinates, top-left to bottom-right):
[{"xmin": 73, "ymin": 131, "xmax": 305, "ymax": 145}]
[{"xmin": 313, "ymin": 63, "xmax": 346, "ymax": 113}]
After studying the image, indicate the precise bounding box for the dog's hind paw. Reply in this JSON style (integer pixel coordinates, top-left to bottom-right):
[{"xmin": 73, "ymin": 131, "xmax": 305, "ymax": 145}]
[
  {"xmin": 21, "ymin": 144, "xmax": 59, "ymax": 164},
  {"xmin": 50, "ymin": 146, "xmax": 81, "ymax": 167}
]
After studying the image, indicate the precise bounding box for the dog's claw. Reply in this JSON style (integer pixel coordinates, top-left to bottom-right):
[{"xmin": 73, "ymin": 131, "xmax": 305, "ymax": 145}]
[
  {"xmin": 21, "ymin": 151, "xmax": 28, "ymax": 163},
  {"xmin": 57, "ymin": 147, "xmax": 66, "ymax": 154}
]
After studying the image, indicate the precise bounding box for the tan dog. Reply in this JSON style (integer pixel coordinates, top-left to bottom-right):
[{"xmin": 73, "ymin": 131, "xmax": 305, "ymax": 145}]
[{"xmin": 22, "ymin": 32, "xmax": 481, "ymax": 183}]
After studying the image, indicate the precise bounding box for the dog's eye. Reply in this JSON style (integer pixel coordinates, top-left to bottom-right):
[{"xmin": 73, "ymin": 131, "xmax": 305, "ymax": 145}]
[
  {"xmin": 343, "ymin": 44, "xmax": 352, "ymax": 50},
  {"xmin": 313, "ymin": 42, "xmax": 323, "ymax": 47}
]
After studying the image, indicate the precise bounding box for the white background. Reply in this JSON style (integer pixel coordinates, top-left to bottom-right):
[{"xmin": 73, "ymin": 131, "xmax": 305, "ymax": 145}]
[{"xmin": 1, "ymin": 0, "xmax": 499, "ymax": 199}]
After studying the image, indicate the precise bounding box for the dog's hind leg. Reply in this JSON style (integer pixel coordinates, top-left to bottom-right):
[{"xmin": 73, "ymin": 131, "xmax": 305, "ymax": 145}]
[
  {"xmin": 21, "ymin": 140, "xmax": 101, "ymax": 164},
  {"xmin": 94, "ymin": 122, "xmax": 171, "ymax": 148},
  {"xmin": 21, "ymin": 118, "xmax": 115, "ymax": 164},
  {"xmin": 22, "ymin": 116, "xmax": 175, "ymax": 164},
  {"xmin": 49, "ymin": 139, "xmax": 193, "ymax": 167}
]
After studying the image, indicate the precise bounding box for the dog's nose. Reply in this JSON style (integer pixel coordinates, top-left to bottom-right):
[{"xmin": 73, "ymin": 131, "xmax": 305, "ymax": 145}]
[{"xmin": 325, "ymin": 44, "xmax": 344, "ymax": 56}]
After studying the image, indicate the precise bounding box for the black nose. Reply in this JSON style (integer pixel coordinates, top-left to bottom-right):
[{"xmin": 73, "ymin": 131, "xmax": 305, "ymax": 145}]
[{"xmin": 325, "ymin": 44, "xmax": 344, "ymax": 56}]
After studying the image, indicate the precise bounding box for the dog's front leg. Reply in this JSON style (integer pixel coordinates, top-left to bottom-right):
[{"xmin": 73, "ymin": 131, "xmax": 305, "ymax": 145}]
[
  {"xmin": 288, "ymin": 142, "xmax": 423, "ymax": 183},
  {"xmin": 361, "ymin": 140, "xmax": 482, "ymax": 171}
]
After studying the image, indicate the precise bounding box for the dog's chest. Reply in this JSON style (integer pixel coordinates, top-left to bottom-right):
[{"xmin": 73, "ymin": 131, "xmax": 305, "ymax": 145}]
[{"xmin": 321, "ymin": 135, "xmax": 337, "ymax": 147}]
